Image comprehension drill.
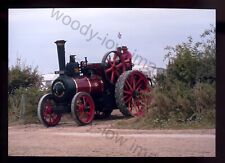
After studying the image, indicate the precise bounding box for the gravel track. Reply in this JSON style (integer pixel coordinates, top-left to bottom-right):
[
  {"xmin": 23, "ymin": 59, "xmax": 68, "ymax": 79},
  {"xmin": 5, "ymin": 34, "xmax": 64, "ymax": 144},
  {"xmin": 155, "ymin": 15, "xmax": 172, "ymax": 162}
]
[{"xmin": 8, "ymin": 111, "xmax": 215, "ymax": 157}]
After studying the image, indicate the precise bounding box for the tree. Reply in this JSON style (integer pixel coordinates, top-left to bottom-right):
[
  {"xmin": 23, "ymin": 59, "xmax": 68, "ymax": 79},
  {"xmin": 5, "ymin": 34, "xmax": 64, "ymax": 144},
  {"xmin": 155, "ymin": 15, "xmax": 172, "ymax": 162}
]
[
  {"xmin": 8, "ymin": 58, "xmax": 43, "ymax": 94},
  {"xmin": 164, "ymin": 25, "xmax": 215, "ymax": 87}
]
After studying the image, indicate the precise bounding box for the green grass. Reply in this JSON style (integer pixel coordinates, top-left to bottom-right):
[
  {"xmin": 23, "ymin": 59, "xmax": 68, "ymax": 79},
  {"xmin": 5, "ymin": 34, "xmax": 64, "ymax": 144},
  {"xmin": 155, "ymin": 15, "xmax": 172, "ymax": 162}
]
[
  {"xmin": 115, "ymin": 110, "xmax": 215, "ymax": 130},
  {"xmin": 115, "ymin": 118, "xmax": 215, "ymax": 130}
]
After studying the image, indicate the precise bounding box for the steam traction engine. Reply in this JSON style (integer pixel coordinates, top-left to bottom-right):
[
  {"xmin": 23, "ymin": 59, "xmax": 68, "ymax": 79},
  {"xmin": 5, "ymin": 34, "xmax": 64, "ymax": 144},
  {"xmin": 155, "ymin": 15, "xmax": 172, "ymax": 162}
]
[{"xmin": 37, "ymin": 40, "xmax": 152, "ymax": 127}]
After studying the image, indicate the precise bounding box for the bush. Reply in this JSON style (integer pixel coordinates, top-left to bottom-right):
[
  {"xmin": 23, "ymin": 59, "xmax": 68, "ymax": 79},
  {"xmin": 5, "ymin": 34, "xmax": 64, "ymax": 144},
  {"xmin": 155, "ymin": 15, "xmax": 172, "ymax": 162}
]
[
  {"xmin": 193, "ymin": 82, "xmax": 215, "ymax": 113},
  {"xmin": 144, "ymin": 81, "xmax": 215, "ymax": 121},
  {"xmin": 8, "ymin": 87, "xmax": 49, "ymax": 124},
  {"xmin": 8, "ymin": 58, "xmax": 43, "ymax": 95}
]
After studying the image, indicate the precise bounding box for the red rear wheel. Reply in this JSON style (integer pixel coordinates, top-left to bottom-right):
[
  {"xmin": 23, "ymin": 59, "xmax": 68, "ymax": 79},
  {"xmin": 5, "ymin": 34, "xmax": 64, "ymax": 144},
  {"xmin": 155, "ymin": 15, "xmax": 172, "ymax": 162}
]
[
  {"xmin": 102, "ymin": 51, "xmax": 127, "ymax": 84},
  {"xmin": 71, "ymin": 92, "xmax": 95, "ymax": 125},
  {"xmin": 37, "ymin": 93, "xmax": 62, "ymax": 127},
  {"xmin": 115, "ymin": 70, "xmax": 152, "ymax": 116}
]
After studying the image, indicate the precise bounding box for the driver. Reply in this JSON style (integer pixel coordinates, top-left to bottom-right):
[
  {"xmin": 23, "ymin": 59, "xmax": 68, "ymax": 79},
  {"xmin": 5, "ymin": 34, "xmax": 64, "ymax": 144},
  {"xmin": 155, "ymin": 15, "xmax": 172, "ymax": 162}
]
[{"xmin": 121, "ymin": 46, "xmax": 132, "ymax": 70}]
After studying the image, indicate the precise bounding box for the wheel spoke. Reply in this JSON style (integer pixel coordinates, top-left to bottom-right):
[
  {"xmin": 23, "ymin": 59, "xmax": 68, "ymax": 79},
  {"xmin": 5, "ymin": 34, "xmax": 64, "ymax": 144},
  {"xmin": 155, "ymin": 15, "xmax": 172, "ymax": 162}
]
[
  {"xmin": 77, "ymin": 103, "xmax": 84, "ymax": 111},
  {"xmin": 83, "ymin": 112, "xmax": 90, "ymax": 121},
  {"xmin": 111, "ymin": 71, "xmax": 115, "ymax": 83},
  {"xmin": 79, "ymin": 111, "xmax": 84, "ymax": 120},
  {"xmin": 129, "ymin": 75, "xmax": 134, "ymax": 89},
  {"xmin": 136, "ymin": 83, "xmax": 142, "ymax": 91},
  {"xmin": 43, "ymin": 110, "xmax": 48, "ymax": 116},
  {"xmin": 113, "ymin": 54, "xmax": 117, "ymax": 63},
  {"xmin": 106, "ymin": 67, "xmax": 113, "ymax": 73},
  {"xmin": 106, "ymin": 56, "xmax": 113, "ymax": 65},
  {"xmin": 132, "ymin": 97, "xmax": 144, "ymax": 116},
  {"xmin": 135, "ymin": 100, "xmax": 141, "ymax": 112},
  {"xmin": 135, "ymin": 78, "xmax": 142, "ymax": 89},
  {"xmin": 116, "ymin": 63, "xmax": 123, "ymax": 68},
  {"xmin": 82, "ymin": 97, "xmax": 86, "ymax": 106},
  {"xmin": 132, "ymin": 99, "xmax": 138, "ymax": 114},
  {"xmin": 52, "ymin": 114, "xmax": 57, "ymax": 123},
  {"xmin": 128, "ymin": 100, "xmax": 132, "ymax": 112},
  {"xmin": 125, "ymin": 80, "xmax": 133, "ymax": 90},
  {"xmin": 132, "ymin": 76, "xmax": 136, "ymax": 90},
  {"xmin": 124, "ymin": 90, "xmax": 132, "ymax": 95},
  {"xmin": 115, "ymin": 69, "xmax": 119, "ymax": 77},
  {"xmin": 124, "ymin": 96, "xmax": 132, "ymax": 104}
]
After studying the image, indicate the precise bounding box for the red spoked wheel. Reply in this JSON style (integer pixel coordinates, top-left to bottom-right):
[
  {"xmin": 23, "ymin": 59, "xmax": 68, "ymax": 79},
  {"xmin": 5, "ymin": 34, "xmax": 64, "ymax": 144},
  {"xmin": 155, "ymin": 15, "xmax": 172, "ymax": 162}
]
[
  {"xmin": 102, "ymin": 51, "xmax": 127, "ymax": 84},
  {"xmin": 71, "ymin": 92, "xmax": 95, "ymax": 125},
  {"xmin": 115, "ymin": 70, "xmax": 151, "ymax": 116},
  {"xmin": 37, "ymin": 93, "xmax": 62, "ymax": 127}
]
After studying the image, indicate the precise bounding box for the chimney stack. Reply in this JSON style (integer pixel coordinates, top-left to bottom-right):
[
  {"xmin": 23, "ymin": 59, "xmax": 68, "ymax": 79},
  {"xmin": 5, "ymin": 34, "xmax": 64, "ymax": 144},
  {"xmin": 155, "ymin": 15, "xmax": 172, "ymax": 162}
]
[{"xmin": 55, "ymin": 40, "xmax": 66, "ymax": 71}]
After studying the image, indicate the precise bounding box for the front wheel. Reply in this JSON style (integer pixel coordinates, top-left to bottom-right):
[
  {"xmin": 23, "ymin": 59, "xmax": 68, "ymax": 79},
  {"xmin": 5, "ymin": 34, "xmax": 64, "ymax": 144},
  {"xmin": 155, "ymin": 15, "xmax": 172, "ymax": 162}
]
[
  {"xmin": 71, "ymin": 92, "xmax": 95, "ymax": 126},
  {"xmin": 37, "ymin": 93, "xmax": 62, "ymax": 127}
]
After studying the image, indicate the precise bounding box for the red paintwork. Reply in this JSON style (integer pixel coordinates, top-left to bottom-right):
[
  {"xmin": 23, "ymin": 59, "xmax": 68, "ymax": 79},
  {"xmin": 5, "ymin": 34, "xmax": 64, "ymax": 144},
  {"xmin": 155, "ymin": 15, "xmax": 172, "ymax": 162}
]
[
  {"xmin": 73, "ymin": 76, "xmax": 104, "ymax": 94},
  {"xmin": 86, "ymin": 63, "xmax": 104, "ymax": 77},
  {"xmin": 105, "ymin": 52, "xmax": 121, "ymax": 83},
  {"xmin": 43, "ymin": 99, "xmax": 61, "ymax": 125},
  {"xmin": 89, "ymin": 75, "xmax": 104, "ymax": 94},
  {"xmin": 123, "ymin": 71, "xmax": 149, "ymax": 116},
  {"xmin": 74, "ymin": 77, "xmax": 90, "ymax": 93},
  {"xmin": 74, "ymin": 94, "xmax": 95, "ymax": 124},
  {"xmin": 104, "ymin": 48, "xmax": 133, "ymax": 84}
]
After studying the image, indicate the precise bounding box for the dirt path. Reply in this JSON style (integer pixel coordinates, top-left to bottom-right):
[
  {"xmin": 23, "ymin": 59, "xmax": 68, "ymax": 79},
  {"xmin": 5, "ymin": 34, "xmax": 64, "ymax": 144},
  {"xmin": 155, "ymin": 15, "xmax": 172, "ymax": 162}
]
[{"xmin": 8, "ymin": 111, "xmax": 215, "ymax": 157}]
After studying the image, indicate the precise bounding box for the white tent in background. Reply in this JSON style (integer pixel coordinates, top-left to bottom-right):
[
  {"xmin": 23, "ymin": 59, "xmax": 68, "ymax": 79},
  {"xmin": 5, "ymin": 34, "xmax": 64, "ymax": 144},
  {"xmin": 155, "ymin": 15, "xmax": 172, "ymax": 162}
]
[{"xmin": 132, "ymin": 64, "xmax": 157, "ymax": 79}]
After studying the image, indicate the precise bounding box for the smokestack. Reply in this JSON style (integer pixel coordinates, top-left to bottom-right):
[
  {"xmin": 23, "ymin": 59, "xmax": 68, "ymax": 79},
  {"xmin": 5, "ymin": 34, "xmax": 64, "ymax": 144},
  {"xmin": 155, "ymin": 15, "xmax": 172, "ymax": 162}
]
[{"xmin": 55, "ymin": 40, "xmax": 66, "ymax": 71}]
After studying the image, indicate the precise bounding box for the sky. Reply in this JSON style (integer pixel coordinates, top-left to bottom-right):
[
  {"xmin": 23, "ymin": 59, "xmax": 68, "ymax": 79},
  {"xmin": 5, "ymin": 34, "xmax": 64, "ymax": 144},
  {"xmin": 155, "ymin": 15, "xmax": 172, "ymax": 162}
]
[{"xmin": 8, "ymin": 8, "xmax": 215, "ymax": 74}]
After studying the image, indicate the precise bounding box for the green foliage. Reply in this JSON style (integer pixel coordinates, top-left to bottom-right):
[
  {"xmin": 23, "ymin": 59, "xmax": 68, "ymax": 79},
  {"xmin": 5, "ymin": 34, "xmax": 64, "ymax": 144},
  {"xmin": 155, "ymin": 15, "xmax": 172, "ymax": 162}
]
[
  {"xmin": 148, "ymin": 26, "xmax": 215, "ymax": 127},
  {"xmin": 164, "ymin": 25, "xmax": 215, "ymax": 85},
  {"xmin": 8, "ymin": 58, "xmax": 49, "ymax": 124},
  {"xmin": 8, "ymin": 58, "xmax": 43, "ymax": 94},
  {"xmin": 165, "ymin": 38, "xmax": 199, "ymax": 86}
]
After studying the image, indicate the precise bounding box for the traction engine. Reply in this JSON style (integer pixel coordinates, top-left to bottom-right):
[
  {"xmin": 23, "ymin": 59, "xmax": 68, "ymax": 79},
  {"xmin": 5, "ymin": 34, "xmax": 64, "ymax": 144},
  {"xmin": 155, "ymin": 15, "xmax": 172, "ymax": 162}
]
[{"xmin": 37, "ymin": 40, "xmax": 152, "ymax": 127}]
